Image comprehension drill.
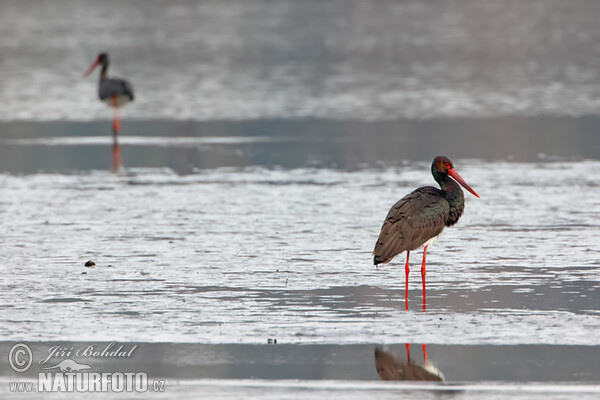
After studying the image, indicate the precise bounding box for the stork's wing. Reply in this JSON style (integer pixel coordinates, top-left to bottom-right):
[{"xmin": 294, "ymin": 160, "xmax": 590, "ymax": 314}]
[
  {"xmin": 122, "ymin": 79, "xmax": 134, "ymax": 101},
  {"xmin": 373, "ymin": 186, "xmax": 449, "ymax": 265},
  {"xmin": 99, "ymin": 77, "xmax": 134, "ymax": 101}
]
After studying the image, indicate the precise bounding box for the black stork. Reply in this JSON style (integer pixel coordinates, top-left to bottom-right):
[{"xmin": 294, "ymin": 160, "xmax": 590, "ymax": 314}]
[
  {"xmin": 84, "ymin": 53, "xmax": 134, "ymax": 170},
  {"xmin": 373, "ymin": 156, "xmax": 479, "ymax": 309}
]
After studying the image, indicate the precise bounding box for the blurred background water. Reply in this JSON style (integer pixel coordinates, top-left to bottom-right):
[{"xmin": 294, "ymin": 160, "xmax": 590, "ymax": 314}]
[
  {"xmin": 0, "ymin": 0, "xmax": 599, "ymax": 398},
  {"xmin": 3, "ymin": 0, "xmax": 600, "ymax": 121}
]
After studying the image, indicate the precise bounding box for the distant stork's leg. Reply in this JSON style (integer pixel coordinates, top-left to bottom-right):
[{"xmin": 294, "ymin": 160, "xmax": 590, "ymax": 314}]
[
  {"xmin": 404, "ymin": 251, "xmax": 410, "ymax": 310},
  {"xmin": 112, "ymin": 133, "xmax": 122, "ymax": 171},
  {"xmin": 111, "ymin": 96, "xmax": 123, "ymax": 170},
  {"xmin": 422, "ymin": 343, "xmax": 428, "ymax": 365},
  {"xmin": 405, "ymin": 343, "xmax": 411, "ymax": 364},
  {"xmin": 112, "ymin": 96, "xmax": 121, "ymax": 134},
  {"xmin": 421, "ymin": 246, "xmax": 428, "ymax": 307}
]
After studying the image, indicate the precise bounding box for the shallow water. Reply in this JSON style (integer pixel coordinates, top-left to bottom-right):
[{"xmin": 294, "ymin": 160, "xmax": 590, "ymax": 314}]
[
  {"xmin": 0, "ymin": 121, "xmax": 599, "ymax": 346},
  {"xmin": 1, "ymin": 120, "xmax": 599, "ymax": 399},
  {"xmin": 3, "ymin": 0, "xmax": 600, "ymax": 121},
  {"xmin": 2, "ymin": 0, "xmax": 600, "ymax": 397},
  {"xmin": 1, "ymin": 342, "xmax": 599, "ymax": 399},
  {"xmin": 1, "ymin": 126, "xmax": 599, "ymax": 399}
]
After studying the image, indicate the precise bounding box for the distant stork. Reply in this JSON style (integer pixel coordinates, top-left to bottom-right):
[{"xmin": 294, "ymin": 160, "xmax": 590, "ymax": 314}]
[
  {"xmin": 373, "ymin": 156, "xmax": 479, "ymax": 309},
  {"xmin": 84, "ymin": 53, "xmax": 134, "ymax": 170}
]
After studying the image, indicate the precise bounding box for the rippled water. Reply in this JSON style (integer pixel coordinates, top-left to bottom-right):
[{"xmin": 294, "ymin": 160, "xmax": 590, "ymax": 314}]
[
  {"xmin": 1, "ymin": 152, "xmax": 598, "ymax": 344},
  {"xmin": 1, "ymin": 0, "xmax": 600, "ymax": 397},
  {"xmin": 1, "ymin": 120, "xmax": 599, "ymax": 399},
  {"xmin": 3, "ymin": 0, "xmax": 600, "ymax": 120}
]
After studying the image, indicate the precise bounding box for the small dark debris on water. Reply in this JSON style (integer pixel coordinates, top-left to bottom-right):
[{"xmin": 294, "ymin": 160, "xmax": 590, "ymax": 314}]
[
  {"xmin": 81, "ymin": 272, "xmax": 87, "ymax": 275},
  {"xmin": 267, "ymin": 338, "xmax": 278, "ymax": 344},
  {"xmin": 107, "ymin": 264, "xmax": 113, "ymax": 268},
  {"xmin": 84, "ymin": 260, "xmax": 95, "ymax": 267}
]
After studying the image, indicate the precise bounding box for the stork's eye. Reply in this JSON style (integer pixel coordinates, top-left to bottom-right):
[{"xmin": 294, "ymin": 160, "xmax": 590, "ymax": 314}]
[{"xmin": 443, "ymin": 162, "xmax": 450, "ymax": 170}]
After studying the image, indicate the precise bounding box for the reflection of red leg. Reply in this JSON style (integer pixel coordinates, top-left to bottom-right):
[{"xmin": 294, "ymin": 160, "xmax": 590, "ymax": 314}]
[
  {"xmin": 404, "ymin": 251, "xmax": 410, "ymax": 310},
  {"xmin": 112, "ymin": 137, "xmax": 122, "ymax": 171},
  {"xmin": 112, "ymin": 125, "xmax": 123, "ymax": 171},
  {"xmin": 405, "ymin": 343, "xmax": 411, "ymax": 364},
  {"xmin": 113, "ymin": 114, "xmax": 120, "ymax": 133},
  {"xmin": 422, "ymin": 343, "xmax": 428, "ymax": 365},
  {"xmin": 421, "ymin": 246, "xmax": 428, "ymax": 311}
]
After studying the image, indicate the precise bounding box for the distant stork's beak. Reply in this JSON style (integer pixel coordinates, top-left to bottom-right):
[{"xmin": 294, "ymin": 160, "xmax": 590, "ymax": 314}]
[
  {"xmin": 83, "ymin": 58, "xmax": 100, "ymax": 78},
  {"xmin": 448, "ymin": 168, "xmax": 480, "ymax": 198}
]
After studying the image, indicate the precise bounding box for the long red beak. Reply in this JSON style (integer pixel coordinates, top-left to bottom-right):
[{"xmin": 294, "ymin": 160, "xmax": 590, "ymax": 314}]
[
  {"xmin": 83, "ymin": 58, "xmax": 100, "ymax": 78},
  {"xmin": 448, "ymin": 168, "xmax": 480, "ymax": 198}
]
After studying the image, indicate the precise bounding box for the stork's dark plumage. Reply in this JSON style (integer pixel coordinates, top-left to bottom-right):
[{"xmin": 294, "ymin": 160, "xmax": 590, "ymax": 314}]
[
  {"xmin": 373, "ymin": 156, "xmax": 479, "ymax": 308},
  {"xmin": 374, "ymin": 346, "xmax": 443, "ymax": 382},
  {"xmin": 84, "ymin": 53, "xmax": 134, "ymax": 170}
]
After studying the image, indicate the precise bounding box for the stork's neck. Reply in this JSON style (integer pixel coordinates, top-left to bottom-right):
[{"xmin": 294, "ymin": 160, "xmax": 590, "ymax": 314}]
[
  {"xmin": 433, "ymin": 171, "xmax": 465, "ymax": 226},
  {"xmin": 99, "ymin": 61, "xmax": 108, "ymax": 80}
]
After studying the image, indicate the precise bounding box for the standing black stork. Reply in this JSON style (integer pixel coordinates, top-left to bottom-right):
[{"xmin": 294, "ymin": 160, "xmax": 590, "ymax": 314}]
[
  {"xmin": 84, "ymin": 53, "xmax": 134, "ymax": 170},
  {"xmin": 373, "ymin": 156, "xmax": 479, "ymax": 309}
]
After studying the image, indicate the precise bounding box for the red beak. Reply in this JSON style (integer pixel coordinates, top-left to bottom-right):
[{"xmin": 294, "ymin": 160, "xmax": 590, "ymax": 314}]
[
  {"xmin": 83, "ymin": 58, "xmax": 100, "ymax": 78},
  {"xmin": 448, "ymin": 168, "xmax": 480, "ymax": 198}
]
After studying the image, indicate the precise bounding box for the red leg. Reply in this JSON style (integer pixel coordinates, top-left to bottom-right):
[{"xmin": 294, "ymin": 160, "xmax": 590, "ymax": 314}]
[
  {"xmin": 405, "ymin": 343, "xmax": 411, "ymax": 364},
  {"xmin": 112, "ymin": 96, "xmax": 121, "ymax": 134},
  {"xmin": 421, "ymin": 246, "xmax": 428, "ymax": 306},
  {"xmin": 422, "ymin": 343, "xmax": 428, "ymax": 365},
  {"xmin": 404, "ymin": 250, "xmax": 410, "ymax": 310},
  {"xmin": 111, "ymin": 96, "xmax": 123, "ymax": 170}
]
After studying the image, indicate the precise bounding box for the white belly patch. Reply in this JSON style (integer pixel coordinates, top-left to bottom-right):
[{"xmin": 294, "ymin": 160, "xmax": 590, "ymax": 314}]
[
  {"xmin": 103, "ymin": 95, "xmax": 131, "ymax": 108},
  {"xmin": 422, "ymin": 231, "xmax": 443, "ymax": 248}
]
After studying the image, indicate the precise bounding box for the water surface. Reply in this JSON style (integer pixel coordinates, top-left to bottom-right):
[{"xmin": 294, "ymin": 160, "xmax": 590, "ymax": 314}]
[
  {"xmin": 1, "ymin": 0, "xmax": 600, "ymax": 397},
  {"xmin": 1, "ymin": 342, "xmax": 599, "ymax": 399},
  {"xmin": 3, "ymin": 0, "xmax": 600, "ymax": 121},
  {"xmin": 1, "ymin": 122, "xmax": 598, "ymax": 345}
]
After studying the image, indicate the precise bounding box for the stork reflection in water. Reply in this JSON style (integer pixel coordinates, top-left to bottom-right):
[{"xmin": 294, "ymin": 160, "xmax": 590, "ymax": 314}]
[{"xmin": 374, "ymin": 345, "xmax": 443, "ymax": 382}]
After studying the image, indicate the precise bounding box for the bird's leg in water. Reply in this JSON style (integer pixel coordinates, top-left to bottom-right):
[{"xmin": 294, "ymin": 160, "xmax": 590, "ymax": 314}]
[
  {"xmin": 421, "ymin": 246, "xmax": 428, "ymax": 305},
  {"xmin": 422, "ymin": 343, "xmax": 428, "ymax": 365},
  {"xmin": 404, "ymin": 251, "xmax": 410, "ymax": 309},
  {"xmin": 405, "ymin": 343, "xmax": 411, "ymax": 364},
  {"xmin": 112, "ymin": 96, "xmax": 121, "ymax": 134},
  {"xmin": 111, "ymin": 96, "xmax": 123, "ymax": 170}
]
